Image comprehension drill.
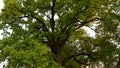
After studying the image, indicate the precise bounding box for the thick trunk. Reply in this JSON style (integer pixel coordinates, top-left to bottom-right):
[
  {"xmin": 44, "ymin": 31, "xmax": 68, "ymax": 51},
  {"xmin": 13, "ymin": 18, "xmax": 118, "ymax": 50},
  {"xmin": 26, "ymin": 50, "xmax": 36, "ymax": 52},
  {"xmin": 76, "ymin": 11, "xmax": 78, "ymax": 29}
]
[
  {"xmin": 47, "ymin": 30, "xmax": 70, "ymax": 66},
  {"xmin": 51, "ymin": 45, "xmax": 63, "ymax": 66},
  {"xmin": 55, "ymin": 48, "xmax": 62, "ymax": 65}
]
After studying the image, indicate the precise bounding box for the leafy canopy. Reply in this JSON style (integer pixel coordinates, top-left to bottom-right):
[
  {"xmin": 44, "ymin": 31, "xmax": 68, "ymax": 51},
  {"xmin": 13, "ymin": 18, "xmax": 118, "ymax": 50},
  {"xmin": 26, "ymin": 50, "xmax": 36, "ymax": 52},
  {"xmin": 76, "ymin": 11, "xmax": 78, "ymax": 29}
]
[{"xmin": 0, "ymin": 0, "xmax": 120, "ymax": 68}]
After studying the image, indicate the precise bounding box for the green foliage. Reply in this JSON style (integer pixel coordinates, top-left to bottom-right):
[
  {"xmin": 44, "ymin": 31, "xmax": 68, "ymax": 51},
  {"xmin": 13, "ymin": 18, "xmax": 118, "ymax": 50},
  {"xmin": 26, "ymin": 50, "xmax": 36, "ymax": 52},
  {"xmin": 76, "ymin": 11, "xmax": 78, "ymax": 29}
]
[
  {"xmin": 0, "ymin": 0, "xmax": 120, "ymax": 68},
  {"xmin": 0, "ymin": 37, "xmax": 60, "ymax": 68}
]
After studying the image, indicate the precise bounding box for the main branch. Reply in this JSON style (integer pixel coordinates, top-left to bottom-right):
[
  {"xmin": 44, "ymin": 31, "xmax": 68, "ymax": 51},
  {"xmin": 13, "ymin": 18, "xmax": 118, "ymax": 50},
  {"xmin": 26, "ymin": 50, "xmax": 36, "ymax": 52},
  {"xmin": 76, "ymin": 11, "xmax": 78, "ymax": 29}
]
[{"xmin": 50, "ymin": 0, "xmax": 56, "ymax": 31}]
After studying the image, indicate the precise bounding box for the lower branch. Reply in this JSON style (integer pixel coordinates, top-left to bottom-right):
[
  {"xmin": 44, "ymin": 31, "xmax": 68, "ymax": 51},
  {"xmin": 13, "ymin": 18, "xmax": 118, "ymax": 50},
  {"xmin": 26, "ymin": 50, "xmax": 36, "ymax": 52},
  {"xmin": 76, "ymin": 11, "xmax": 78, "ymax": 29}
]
[{"xmin": 62, "ymin": 46, "xmax": 97, "ymax": 65}]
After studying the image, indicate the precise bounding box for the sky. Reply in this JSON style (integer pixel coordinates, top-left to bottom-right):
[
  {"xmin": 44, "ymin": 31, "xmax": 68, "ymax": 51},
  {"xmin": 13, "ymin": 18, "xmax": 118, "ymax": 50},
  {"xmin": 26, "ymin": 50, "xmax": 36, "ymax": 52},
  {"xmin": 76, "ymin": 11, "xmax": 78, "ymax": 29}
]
[
  {"xmin": 0, "ymin": 0, "xmax": 4, "ymax": 40},
  {"xmin": 0, "ymin": 0, "xmax": 6, "ymax": 67},
  {"xmin": 0, "ymin": 0, "xmax": 4, "ymax": 12}
]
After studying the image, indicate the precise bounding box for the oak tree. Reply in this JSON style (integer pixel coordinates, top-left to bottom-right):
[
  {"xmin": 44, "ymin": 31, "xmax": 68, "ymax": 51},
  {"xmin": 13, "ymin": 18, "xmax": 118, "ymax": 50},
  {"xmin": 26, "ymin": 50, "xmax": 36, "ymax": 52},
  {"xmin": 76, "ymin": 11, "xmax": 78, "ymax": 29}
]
[{"xmin": 0, "ymin": 0, "xmax": 120, "ymax": 68}]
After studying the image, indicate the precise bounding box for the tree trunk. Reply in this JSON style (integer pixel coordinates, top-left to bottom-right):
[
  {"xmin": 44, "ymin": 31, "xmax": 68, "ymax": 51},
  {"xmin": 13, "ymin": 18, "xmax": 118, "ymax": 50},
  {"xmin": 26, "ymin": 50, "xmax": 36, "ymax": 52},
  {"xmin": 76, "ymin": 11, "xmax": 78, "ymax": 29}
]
[
  {"xmin": 47, "ymin": 30, "xmax": 70, "ymax": 66},
  {"xmin": 56, "ymin": 47, "xmax": 62, "ymax": 65},
  {"xmin": 51, "ymin": 45, "xmax": 63, "ymax": 66}
]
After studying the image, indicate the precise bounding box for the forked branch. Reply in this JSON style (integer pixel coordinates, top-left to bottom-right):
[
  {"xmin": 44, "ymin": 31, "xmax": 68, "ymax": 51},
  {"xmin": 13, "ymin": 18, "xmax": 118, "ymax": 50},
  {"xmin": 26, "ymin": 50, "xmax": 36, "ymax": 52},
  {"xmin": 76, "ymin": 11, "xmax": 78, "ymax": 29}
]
[{"xmin": 75, "ymin": 18, "xmax": 103, "ymax": 30}]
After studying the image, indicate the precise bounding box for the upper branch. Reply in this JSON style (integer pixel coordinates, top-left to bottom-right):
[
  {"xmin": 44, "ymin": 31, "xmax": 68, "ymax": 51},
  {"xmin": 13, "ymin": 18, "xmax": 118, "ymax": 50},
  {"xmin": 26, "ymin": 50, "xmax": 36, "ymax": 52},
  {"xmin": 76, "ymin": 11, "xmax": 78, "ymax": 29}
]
[
  {"xmin": 31, "ymin": 13, "xmax": 48, "ymax": 32},
  {"xmin": 50, "ymin": 0, "xmax": 56, "ymax": 31},
  {"xmin": 15, "ymin": 4, "xmax": 48, "ymax": 32},
  {"xmin": 75, "ymin": 18, "xmax": 103, "ymax": 30}
]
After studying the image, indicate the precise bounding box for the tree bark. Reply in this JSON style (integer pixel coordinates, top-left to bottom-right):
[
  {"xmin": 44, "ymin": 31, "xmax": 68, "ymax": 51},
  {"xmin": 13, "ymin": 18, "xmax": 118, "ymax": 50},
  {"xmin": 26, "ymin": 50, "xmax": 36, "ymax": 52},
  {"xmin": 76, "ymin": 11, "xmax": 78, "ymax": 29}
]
[
  {"xmin": 50, "ymin": 44, "xmax": 63, "ymax": 66},
  {"xmin": 55, "ymin": 46, "xmax": 62, "ymax": 65}
]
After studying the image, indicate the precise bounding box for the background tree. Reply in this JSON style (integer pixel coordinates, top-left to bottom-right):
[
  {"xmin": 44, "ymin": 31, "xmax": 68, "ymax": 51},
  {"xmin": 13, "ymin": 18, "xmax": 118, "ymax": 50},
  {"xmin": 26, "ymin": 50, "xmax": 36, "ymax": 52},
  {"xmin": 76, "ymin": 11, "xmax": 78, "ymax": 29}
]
[{"xmin": 0, "ymin": 0, "xmax": 120, "ymax": 68}]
